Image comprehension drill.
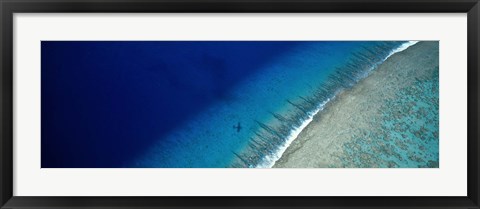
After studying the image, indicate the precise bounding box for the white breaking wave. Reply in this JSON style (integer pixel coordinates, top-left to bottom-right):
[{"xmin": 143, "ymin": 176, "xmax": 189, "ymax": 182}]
[
  {"xmin": 384, "ymin": 41, "xmax": 419, "ymax": 61},
  {"xmin": 359, "ymin": 41, "xmax": 420, "ymax": 80},
  {"xmin": 255, "ymin": 98, "xmax": 332, "ymax": 168},
  {"xmin": 256, "ymin": 41, "xmax": 420, "ymax": 168}
]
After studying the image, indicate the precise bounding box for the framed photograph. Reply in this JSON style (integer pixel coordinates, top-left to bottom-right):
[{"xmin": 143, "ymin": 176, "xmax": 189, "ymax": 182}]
[{"xmin": 1, "ymin": 0, "xmax": 479, "ymax": 208}]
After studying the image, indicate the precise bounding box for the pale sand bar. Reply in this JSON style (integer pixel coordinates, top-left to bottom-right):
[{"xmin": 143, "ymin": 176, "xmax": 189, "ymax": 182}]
[{"xmin": 274, "ymin": 42, "xmax": 439, "ymax": 168}]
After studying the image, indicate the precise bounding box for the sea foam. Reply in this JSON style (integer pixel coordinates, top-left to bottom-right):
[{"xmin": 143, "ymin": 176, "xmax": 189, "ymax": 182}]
[{"xmin": 260, "ymin": 41, "xmax": 420, "ymax": 168}]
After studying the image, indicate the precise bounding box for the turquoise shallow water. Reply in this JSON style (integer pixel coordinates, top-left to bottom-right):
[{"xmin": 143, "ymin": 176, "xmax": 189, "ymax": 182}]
[
  {"xmin": 341, "ymin": 66, "xmax": 439, "ymax": 168},
  {"xmin": 132, "ymin": 41, "xmax": 410, "ymax": 168},
  {"xmin": 269, "ymin": 41, "xmax": 439, "ymax": 168}
]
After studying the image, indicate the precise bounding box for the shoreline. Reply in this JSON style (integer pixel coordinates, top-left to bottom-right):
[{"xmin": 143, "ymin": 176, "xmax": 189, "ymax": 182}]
[
  {"xmin": 273, "ymin": 41, "xmax": 439, "ymax": 168},
  {"xmin": 256, "ymin": 41, "xmax": 418, "ymax": 168}
]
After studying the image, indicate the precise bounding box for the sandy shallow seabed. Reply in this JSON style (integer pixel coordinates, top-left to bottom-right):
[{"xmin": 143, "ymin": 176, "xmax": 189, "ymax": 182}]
[{"xmin": 273, "ymin": 42, "xmax": 439, "ymax": 168}]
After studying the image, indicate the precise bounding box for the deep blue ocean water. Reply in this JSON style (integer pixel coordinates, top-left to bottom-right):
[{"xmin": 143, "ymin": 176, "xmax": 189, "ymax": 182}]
[{"xmin": 41, "ymin": 41, "xmax": 407, "ymax": 168}]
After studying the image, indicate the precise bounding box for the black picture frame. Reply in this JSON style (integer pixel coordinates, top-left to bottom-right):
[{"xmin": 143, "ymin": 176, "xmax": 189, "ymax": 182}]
[{"xmin": 1, "ymin": 0, "xmax": 479, "ymax": 208}]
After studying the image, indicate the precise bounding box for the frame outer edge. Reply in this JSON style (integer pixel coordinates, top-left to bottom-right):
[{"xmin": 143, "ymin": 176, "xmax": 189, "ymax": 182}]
[
  {"xmin": 0, "ymin": 0, "xmax": 13, "ymax": 208},
  {"xmin": 0, "ymin": 0, "xmax": 3, "ymax": 207},
  {"xmin": 468, "ymin": 1, "xmax": 480, "ymax": 207},
  {"xmin": 475, "ymin": 1, "xmax": 480, "ymax": 207},
  {"xmin": 468, "ymin": 1, "xmax": 480, "ymax": 208},
  {"xmin": 477, "ymin": 3, "xmax": 480, "ymax": 206}
]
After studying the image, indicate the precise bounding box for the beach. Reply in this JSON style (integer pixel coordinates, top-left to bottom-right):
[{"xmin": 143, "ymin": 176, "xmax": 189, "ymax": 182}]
[{"xmin": 273, "ymin": 41, "xmax": 439, "ymax": 168}]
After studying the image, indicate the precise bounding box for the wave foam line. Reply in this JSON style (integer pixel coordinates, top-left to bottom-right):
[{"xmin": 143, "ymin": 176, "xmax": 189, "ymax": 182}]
[
  {"xmin": 260, "ymin": 41, "xmax": 419, "ymax": 168},
  {"xmin": 359, "ymin": 41, "xmax": 420, "ymax": 80},
  {"xmin": 255, "ymin": 98, "xmax": 332, "ymax": 168},
  {"xmin": 384, "ymin": 41, "xmax": 419, "ymax": 61}
]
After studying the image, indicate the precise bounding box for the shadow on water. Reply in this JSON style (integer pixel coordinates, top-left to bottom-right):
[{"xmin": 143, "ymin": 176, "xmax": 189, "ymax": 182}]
[{"xmin": 40, "ymin": 41, "xmax": 300, "ymax": 168}]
